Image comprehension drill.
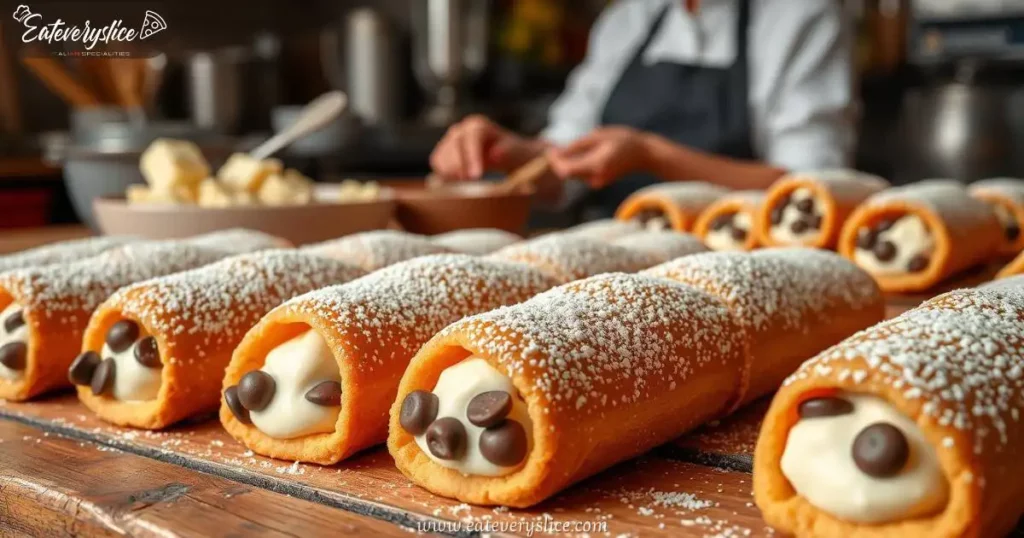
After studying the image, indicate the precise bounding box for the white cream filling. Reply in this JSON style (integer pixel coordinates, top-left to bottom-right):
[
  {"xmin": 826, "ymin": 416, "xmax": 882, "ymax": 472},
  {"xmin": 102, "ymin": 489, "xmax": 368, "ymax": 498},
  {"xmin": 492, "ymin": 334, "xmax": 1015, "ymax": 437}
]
[
  {"xmin": 104, "ymin": 328, "xmax": 162, "ymax": 402},
  {"xmin": 645, "ymin": 216, "xmax": 670, "ymax": 231},
  {"xmin": 769, "ymin": 188, "xmax": 822, "ymax": 245},
  {"xmin": 704, "ymin": 212, "xmax": 752, "ymax": 251},
  {"xmin": 250, "ymin": 329, "xmax": 341, "ymax": 439},
  {"xmin": 415, "ymin": 357, "xmax": 533, "ymax": 477},
  {"xmin": 781, "ymin": 392, "xmax": 948, "ymax": 524},
  {"xmin": 0, "ymin": 303, "xmax": 28, "ymax": 381},
  {"xmin": 853, "ymin": 215, "xmax": 935, "ymax": 276}
]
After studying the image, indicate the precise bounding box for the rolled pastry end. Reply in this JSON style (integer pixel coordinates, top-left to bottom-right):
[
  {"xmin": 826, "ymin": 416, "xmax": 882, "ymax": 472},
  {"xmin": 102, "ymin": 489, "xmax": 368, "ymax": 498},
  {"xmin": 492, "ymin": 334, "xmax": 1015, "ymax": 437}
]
[
  {"xmin": 614, "ymin": 195, "xmax": 689, "ymax": 232},
  {"xmin": 839, "ymin": 203, "xmax": 950, "ymax": 293},
  {"xmin": 756, "ymin": 383, "xmax": 976, "ymax": 538},
  {"xmin": 757, "ymin": 180, "xmax": 836, "ymax": 248},
  {"xmin": 0, "ymin": 288, "xmax": 71, "ymax": 401},
  {"xmin": 694, "ymin": 196, "xmax": 760, "ymax": 251},
  {"xmin": 970, "ymin": 191, "xmax": 1024, "ymax": 256},
  {"xmin": 389, "ymin": 340, "xmax": 555, "ymax": 508},
  {"xmin": 220, "ymin": 311, "xmax": 359, "ymax": 465}
]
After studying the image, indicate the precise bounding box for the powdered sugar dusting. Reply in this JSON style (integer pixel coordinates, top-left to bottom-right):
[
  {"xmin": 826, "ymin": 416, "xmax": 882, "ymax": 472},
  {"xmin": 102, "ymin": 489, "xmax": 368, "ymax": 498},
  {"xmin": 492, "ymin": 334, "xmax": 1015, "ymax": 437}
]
[
  {"xmin": 558, "ymin": 218, "xmax": 642, "ymax": 241},
  {"xmin": 645, "ymin": 248, "xmax": 880, "ymax": 333},
  {"xmin": 103, "ymin": 251, "xmax": 366, "ymax": 354},
  {"xmin": 868, "ymin": 180, "xmax": 998, "ymax": 241},
  {"xmin": 611, "ymin": 230, "xmax": 708, "ymax": 263},
  {"xmin": 489, "ymin": 234, "xmax": 659, "ymax": 283},
  {"xmin": 786, "ymin": 287, "xmax": 1024, "ymax": 454},
  {"xmin": 276, "ymin": 255, "xmax": 558, "ymax": 373},
  {"xmin": 181, "ymin": 228, "xmax": 287, "ymax": 254},
  {"xmin": 630, "ymin": 182, "xmax": 729, "ymax": 212},
  {"xmin": 302, "ymin": 230, "xmax": 452, "ymax": 271},
  {"xmin": 969, "ymin": 178, "xmax": 1024, "ymax": 207},
  {"xmin": 0, "ymin": 242, "xmax": 227, "ymax": 319},
  {"xmin": 786, "ymin": 169, "xmax": 888, "ymax": 201},
  {"xmin": 439, "ymin": 273, "xmax": 743, "ymax": 415},
  {"xmin": 0, "ymin": 235, "xmax": 133, "ymax": 273},
  {"xmin": 430, "ymin": 228, "xmax": 521, "ymax": 255}
]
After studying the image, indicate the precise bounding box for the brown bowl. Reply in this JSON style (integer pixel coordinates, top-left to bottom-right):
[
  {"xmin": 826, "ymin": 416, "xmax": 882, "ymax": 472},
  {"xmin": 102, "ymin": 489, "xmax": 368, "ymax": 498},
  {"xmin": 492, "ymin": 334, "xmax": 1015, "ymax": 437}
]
[
  {"xmin": 393, "ymin": 183, "xmax": 533, "ymax": 235},
  {"xmin": 93, "ymin": 197, "xmax": 395, "ymax": 246}
]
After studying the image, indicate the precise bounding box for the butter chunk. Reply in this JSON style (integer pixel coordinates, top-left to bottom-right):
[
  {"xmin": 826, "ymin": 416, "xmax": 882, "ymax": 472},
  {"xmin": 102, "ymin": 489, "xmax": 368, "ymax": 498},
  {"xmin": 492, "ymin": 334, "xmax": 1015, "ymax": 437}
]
[
  {"xmin": 258, "ymin": 169, "xmax": 313, "ymax": 206},
  {"xmin": 139, "ymin": 139, "xmax": 210, "ymax": 192},
  {"xmin": 126, "ymin": 182, "xmax": 197, "ymax": 205},
  {"xmin": 217, "ymin": 153, "xmax": 283, "ymax": 193},
  {"xmin": 197, "ymin": 179, "xmax": 235, "ymax": 208}
]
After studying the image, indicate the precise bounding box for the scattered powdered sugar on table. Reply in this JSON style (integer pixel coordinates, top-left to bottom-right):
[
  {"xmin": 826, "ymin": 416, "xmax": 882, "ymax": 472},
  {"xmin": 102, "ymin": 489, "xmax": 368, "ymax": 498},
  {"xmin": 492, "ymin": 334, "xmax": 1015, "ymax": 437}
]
[
  {"xmin": 276, "ymin": 254, "xmax": 557, "ymax": 373},
  {"xmin": 644, "ymin": 248, "xmax": 880, "ymax": 334},
  {"xmin": 786, "ymin": 287, "xmax": 1024, "ymax": 455},
  {"xmin": 181, "ymin": 228, "xmax": 287, "ymax": 255},
  {"xmin": 0, "ymin": 235, "xmax": 133, "ymax": 273},
  {"xmin": 302, "ymin": 230, "xmax": 452, "ymax": 272},
  {"xmin": 489, "ymin": 234, "xmax": 659, "ymax": 283},
  {"xmin": 611, "ymin": 230, "xmax": 708, "ymax": 263},
  {"xmin": 104, "ymin": 250, "xmax": 366, "ymax": 355},
  {"xmin": 0, "ymin": 242, "xmax": 227, "ymax": 320},
  {"xmin": 430, "ymin": 228, "xmax": 521, "ymax": 255},
  {"xmin": 439, "ymin": 273, "xmax": 743, "ymax": 414}
]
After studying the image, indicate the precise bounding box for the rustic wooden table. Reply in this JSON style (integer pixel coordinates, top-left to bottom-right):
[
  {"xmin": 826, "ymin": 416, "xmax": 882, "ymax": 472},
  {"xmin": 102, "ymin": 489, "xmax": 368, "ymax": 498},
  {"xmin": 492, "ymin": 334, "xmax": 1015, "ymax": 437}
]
[{"xmin": 0, "ymin": 227, "xmax": 1013, "ymax": 537}]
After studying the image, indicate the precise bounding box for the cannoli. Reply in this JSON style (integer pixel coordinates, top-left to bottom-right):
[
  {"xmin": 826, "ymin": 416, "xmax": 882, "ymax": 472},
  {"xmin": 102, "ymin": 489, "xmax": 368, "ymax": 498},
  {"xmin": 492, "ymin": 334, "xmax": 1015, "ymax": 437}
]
[
  {"xmin": 838, "ymin": 180, "xmax": 1002, "ymax": 293},
  {"xmin": 558, "ymin": 218, "xmax": 642, "ymax": 241},
  {"xmin": 0, "ymin": 235, "xmax": 133, "ymax": 273},
  {"xmin": 488, "ymin": 234, "xmax": 659, "ymax": 283},
  {"xmin": 72, "ymin": 251, "xmax": 365, "ymax": 429},
  {"xmin": 388, "ymin": 250, "xmax": 884, "ymax": 507},
  {"xmin": 753, "ymin": 284, "xmax": 1024, "ymax": 538},
  {"xmin": 968, "ymin": 178, "xmax": 1024, "ymax": 256},
  {"xmin": 431, "ymin": 229, "xmax": 521, "ymax": 255},
  {"xmin": 182, "ymin": 228, "xmax": 291, "ymax": 254},
  {"xmin": 643, "ymin": 248, "xmax": 885, "ymax": 408},
  {"xmin": 609, "ymin": 230, "xmax": 707, "ymax": 263},
  {"xmin": 996, "ymin": 248, "xmax": 1024, "ymax": 279},
  {"xmin": 0, "ymin": 241, "xmax": 226, "ymax": 401},
  {"xmin": 219, "ymin": 254, "xmax": 557, "ymax": 464},
  {"xmin": 302, "ymin": 230, "xmax": 451, "ymax": 272},
  {"xmin": 755, "ymin": 169, "xmax": 888, "ymax": 248},
  {"xmin": 614, "ymin": 182, "xmax": 729, "ymax": 232},
  {"xmin": 692, "ymin": 190, "xmax": 765, "ymax": 251}
]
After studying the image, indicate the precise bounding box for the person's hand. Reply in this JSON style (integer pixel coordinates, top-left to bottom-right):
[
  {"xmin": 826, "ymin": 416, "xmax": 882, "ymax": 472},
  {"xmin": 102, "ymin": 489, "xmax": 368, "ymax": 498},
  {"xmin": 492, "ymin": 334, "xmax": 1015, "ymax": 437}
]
[
  {"xmin": 429, "ymin": 115, "xmax": 541, "ymax": 181},
  {"xmin": 547, "ymin": 127, "xmax": 652, "ymax": 188}
]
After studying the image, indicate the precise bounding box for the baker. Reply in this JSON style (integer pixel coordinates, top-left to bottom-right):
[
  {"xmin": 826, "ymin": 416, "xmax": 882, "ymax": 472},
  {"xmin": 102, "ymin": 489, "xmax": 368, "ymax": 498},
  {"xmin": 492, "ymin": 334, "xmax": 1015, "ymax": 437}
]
[{"xmin": 429, "ymin": 0, "xmax": 855, "ymax": 215}]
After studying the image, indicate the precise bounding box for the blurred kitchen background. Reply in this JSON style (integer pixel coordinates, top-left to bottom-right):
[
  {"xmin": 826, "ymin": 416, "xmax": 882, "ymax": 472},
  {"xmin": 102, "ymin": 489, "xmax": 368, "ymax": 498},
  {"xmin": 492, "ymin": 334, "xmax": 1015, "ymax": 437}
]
[{"xmin": 1, "ymin": 0, "xmax": 1023, "ymax": 228}]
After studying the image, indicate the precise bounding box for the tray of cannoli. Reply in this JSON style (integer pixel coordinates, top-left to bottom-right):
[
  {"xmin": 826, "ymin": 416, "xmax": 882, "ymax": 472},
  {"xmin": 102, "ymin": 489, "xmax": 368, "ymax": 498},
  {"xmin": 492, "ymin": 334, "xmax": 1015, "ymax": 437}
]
[{"xmin": 2, "ymin": 169, "xmax": 1024, "ymax": 537}]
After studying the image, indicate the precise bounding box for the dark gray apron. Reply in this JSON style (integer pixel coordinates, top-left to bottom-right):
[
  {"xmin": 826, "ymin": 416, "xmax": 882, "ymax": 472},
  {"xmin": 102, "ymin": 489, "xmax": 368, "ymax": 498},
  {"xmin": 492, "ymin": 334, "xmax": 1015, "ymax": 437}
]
[{"xmin": 590, "ymin": 0, "xmax": 755, "ymax": 216}]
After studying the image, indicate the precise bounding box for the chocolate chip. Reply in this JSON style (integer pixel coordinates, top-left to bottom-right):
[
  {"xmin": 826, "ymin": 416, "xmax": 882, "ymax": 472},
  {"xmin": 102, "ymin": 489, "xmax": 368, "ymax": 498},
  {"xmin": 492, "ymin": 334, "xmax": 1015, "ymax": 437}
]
[
  {"xmin": 237, "ymin": 371, "xmax": 275, "ymax": 411},
  {"xmin": 134, "ymin": 336, "xmax": 162, "ymax": 368},
  {"xmin": 856, "ymin": 229, "xmax": 877, "ymax": 250},
  {"xmin": 798, "ymin": 396, "xmax": 854, "ymax": 418},
  {"xmin": 875, "ymin": 218, "xmax": 896, "ymax": 233},
  {"xmin": 790, "ymin": 220, "xmax": 809, "ymax": 235},
  {"xmin": 68, "ymin": 351, "xmax": 101, "ymax": 385},
  {"xmin": 795, "ymin": 198, "xmax": 815, "ymax": 214},
  {"xmin": 710, "ymin": 213, "xmax": 734, "ymax": 231},
  {"xmin": 400, "ymin": 390, "xmax": 439, "ymax": 435},
  {"xmin": 769, "ymin": 205, "xmax": 785, "ymax": 226},
  {"xmin": 852, "ymin": 422, "xmax": 909, "ymax": 478},
  {"xmin": 0, "ymin": 342, "xmax": 26, "ymax": 371},
  {"xmin": 467, "ymin": 391, "xmax": 513, "ymax": 428},
  {"xmin": 809, "ymin": 214, "xmax": 823, "ymax": 230},
  {"xmin": 730, "ymin": 226, "xmax": 747, "ymax": 242},
  {"xmin": 224, "ymin": 386, "xmax": 251, "ymax": 424},
  {"xmin": 105, "ymin": 320, "xmax": 139, "ymax": 353},
  {"xmin": 91, "ymin": 358, "xmax": 115, "ymax": 396},
  {"xmin": 304, "ymin": 380, "xmax": 342, "ymax": 406},
  {"xmin": 635, "ymin": 209, "xmax": 664, "ymax": 224},
  {"xmin": 479, "ymin": 420, "xmax": 529, "ymax": 467},
  {"xmin": 1007, "ymin": 223, "xmax": 1020, "ymax": 241},
  {"xmin": 3, "ymin": 310, "xmax": 24, "ymax": 333},
  {"xmin": 425, "ymin": 417, "xmax": 466, "ymax": 460},
  {"xmin": 907, "ymin": 254, "xmax": 930, "ymax": 272},
  {"xmin": 873, "ymin": 240, "xmax": 897, "ymax": 262}
]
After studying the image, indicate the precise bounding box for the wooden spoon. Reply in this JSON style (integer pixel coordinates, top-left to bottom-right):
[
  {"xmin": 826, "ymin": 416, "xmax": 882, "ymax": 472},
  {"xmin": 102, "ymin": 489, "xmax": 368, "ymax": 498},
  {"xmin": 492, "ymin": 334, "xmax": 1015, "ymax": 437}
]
[{"xmin": 496, "ymin": 155, "xmax": 550, "ymax": 195}]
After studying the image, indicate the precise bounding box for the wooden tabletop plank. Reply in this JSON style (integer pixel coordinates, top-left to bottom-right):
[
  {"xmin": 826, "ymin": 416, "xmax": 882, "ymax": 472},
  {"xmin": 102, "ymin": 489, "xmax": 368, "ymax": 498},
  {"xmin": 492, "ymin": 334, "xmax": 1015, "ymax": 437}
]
[
  {"xmin": 0, "ymin": 395, "xmax": 774, "ymax": 537},
  {"xmin": 0, "ymin": 225, "xmax": 92, "ymax": 254},
  {"xmin": 0, "ymin": 419, "xmax": 420, "ymax": 538}
]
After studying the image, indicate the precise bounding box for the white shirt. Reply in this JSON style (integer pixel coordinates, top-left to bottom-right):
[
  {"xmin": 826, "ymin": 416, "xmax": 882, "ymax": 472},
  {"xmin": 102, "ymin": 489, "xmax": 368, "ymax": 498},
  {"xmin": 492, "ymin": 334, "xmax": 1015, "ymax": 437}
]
[{"xmin": 541, "ymin": 0, "xmax": 856, "ymax": 172}]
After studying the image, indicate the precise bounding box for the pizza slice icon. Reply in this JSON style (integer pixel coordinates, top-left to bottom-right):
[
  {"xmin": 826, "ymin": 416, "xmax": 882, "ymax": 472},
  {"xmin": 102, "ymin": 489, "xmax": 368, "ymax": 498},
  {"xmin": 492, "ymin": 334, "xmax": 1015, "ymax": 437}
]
[{"xmin": 139, "ymin": 10, "xmax": 167, "ymax": 40}]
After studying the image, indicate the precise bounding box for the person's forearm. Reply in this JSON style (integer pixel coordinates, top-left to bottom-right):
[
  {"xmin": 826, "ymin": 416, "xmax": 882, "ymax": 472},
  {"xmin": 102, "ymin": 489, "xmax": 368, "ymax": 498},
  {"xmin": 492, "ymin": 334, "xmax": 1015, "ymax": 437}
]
[{"xmin": 641, "ymin": 133, "xmax": 786, "ymax": 190}]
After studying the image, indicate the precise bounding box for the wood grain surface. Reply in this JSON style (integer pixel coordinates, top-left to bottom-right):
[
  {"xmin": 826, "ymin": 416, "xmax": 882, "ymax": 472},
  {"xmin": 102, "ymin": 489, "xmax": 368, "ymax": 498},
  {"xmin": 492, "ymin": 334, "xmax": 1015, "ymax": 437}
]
[
  {"xmin": 0, "ymin": 395, "xmax": 774, "ymax": 537},
  {"xmin": 0, "ymin": 420, "xmax": 420, "ymax": 537}
]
